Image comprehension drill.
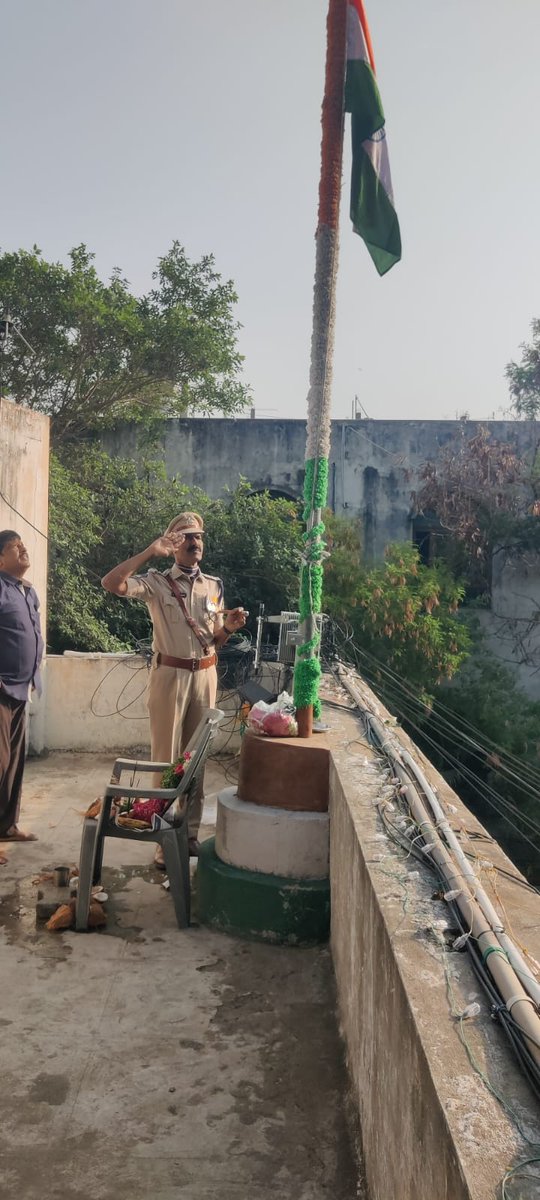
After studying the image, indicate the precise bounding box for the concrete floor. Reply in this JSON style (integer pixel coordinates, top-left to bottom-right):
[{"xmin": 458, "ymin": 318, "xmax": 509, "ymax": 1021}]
[{"xmin": 0, "ymin": 753, "xmax": 362, "ymax": 1200}]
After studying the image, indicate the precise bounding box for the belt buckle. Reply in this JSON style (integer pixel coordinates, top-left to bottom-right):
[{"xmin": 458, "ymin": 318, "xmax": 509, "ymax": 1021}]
[{"xmin": 191, "ymin": 657, "xmax": 197, "ymax": 672}]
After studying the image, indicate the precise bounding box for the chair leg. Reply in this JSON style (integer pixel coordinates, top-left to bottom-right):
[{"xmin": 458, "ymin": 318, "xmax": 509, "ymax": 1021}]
[
  {"xmin": 162, "ymin": 829, "xmax": 190, "ymax": 929},
  {"xmin": 179, "ymin": 827, "xmax": 191, "ymax": 922},
  {"xmin": 76, "ymin": 819, "xmax": 99, "ymax": 931},
  {"xmin": 93, "ymin": 830, "xmax": 105, "ymax": 886}
]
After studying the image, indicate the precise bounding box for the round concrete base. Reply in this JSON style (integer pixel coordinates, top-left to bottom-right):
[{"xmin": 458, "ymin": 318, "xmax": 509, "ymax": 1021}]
[
  {"xmin": 196, "ymin": 839, "xmax": 330, "ymax": 946},
  {"xmin": 215, "ymin": 787, "xmax": 329, "ymax": 879}
]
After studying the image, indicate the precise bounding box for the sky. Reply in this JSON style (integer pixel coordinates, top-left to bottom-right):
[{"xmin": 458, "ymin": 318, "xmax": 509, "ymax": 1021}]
[{"xmin": 2, "ymin": 0, "xmax": 540, "ymax": 423}]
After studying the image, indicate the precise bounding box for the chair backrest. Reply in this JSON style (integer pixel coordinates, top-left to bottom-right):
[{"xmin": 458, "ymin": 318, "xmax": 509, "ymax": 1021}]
[{"xmin": 172, "ymin": 708, "xmax": 224, "ymax": 805}]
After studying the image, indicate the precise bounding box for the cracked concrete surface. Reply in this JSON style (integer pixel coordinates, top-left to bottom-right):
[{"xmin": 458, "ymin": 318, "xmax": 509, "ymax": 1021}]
[{"xmin": 0, "ymin": 753, "xmax": 363, "ymax": 1200}]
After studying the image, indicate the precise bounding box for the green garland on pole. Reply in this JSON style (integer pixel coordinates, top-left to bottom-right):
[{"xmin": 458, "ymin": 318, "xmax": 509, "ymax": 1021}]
[
  {"xmin": 302, "ymin": 457, "xmax": 329, "ymax": 516},
  {"xmin": 294, "ymin": 456, "xmax": 329, "ymax": 718}
]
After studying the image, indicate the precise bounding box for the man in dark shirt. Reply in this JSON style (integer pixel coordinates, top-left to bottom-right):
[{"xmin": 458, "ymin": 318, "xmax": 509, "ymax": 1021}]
[{"xmin": 0, "ymin": 530, "xmax": 43, "ymax": 862}]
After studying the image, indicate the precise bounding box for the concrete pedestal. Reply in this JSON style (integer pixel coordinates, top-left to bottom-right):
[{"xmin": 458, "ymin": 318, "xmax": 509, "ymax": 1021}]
[
  {"xmin": 197, "ymin": 732, "xmax": 332, "ymax": 945},
  {"xmin": 237, "ymin": 730, "xmax": 330, "ymax": 811},
  {"xmin": 215, "ymin": 786, "xmax": 329, "ymax": 879},
  {"xmin": 196, "ymin": 839, "xmax": 330, "ymax": 946}
]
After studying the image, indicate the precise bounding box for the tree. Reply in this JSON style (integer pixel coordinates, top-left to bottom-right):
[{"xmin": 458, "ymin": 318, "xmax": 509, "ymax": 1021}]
[
  {"xmin": 422, "ymin": 652, "xmax": 540, "ymax": 883},
  {"xmin": 507, "ymin": 318, "xmax": 540, "ymax": 419},
  {"xmin": 414, "ymin": 425, "xmax": 537, "ymax": 594},
  {"xmin": 202, "ymin": 484, "xmax": 303, "ymax": 617},
  {"xmin": 0, "ymin": 243, "xmax": 250, "ymax": 442},
  {"xmin": 48, "ymin": 455, "xmax": 123, "ymax": 652},
  {"xmin": 49, "ymin": 447, "xmax": 213, "ymax": 651},
  {"xmin": 48, "ymin": 450, "xmax": 303, "ymax": 652},
  {"xmin": 323, "ymin": 513, "xmax": 470, "ymax": 699}
]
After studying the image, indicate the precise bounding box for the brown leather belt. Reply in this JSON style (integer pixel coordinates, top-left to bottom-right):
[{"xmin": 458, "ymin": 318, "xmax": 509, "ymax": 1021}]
[{"xmin": 156, "ymin": 652, "xmax": 217, "ymax": 672}]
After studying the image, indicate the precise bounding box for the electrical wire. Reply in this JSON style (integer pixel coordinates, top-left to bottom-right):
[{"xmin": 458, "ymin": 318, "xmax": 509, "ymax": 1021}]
[
  {"xmin": 372, "ymin": 682, "xmax": 540, "ymax": 849},
  {"xmin": 0, "ymin": 487, "xmax": 48, "ymax": 541},
  {"xmin": 89, "ymin": 653, "xmax": 151, "ymax": 719},
  {"xmin": 365, "ymin": 678, "xmax": 540, "ymax": 857},
  {"xmin": 325, "ymin": 617, "xmax": 540, "ymax": 790},
  {"xmin": 323, "ymin": 621, "xmax": 540, "ymax": 853},
  {"xmin": 342, "ymin": 670, "xmax": 540, "ymax": 1104},
  {"xmin": 352, "ymin": 636, "xmax": 540, "ymax": 788},
  {"xmin": 332, "ymin": 651, "xmax": 540, "ymax": 1193},
  {"xmin": 366, "ymin": 742, "xmax": 540, "ymax": 1155}
]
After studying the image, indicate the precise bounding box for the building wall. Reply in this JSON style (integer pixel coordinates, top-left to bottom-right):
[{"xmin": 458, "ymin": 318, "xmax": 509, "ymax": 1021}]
[
  {"xmin": 104, "ymin": 417, "xmax": 540, "ymax": 698},
  {"xmin": 478, "ymin": 547, "xmax": 540, "ymax": 699},
  {"xmin": 0, "ymin": 397, "xmax": 50, "ymax": 751},
  {"xmin": 102, "ymin": 417, "xmax": 539, "ymax": 561}
]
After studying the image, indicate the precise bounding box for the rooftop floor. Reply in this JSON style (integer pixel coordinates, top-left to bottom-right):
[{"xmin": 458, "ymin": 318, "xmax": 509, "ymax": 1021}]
[{"xmin": 0, "ymin": 752, "xmax": 362, "ymax": 1200}]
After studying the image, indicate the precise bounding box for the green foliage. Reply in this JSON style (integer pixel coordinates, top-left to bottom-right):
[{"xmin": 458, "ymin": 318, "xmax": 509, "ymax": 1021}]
[
  {"xmin": 48, "ymin": 454, "xmax": 303, "ymax": 652},
  {"xmin": 61, "ymin": 446, "xmax": 207, "ymax": 648},
  {"xmin": 48, "ymin": 455, "xmax": 123, "ymax": 652},
  {"xmin": 324, "ymin": 514, "xmax": 470, "ymax": 698},
  {"xmin": 0, "ymin": 242, "xmax": 250, "ymax": 442},
  {"xmin": 202, "ymin": 483, "xmax": 303, "ymax": 615},
  {"xmin": 506, "ymin": 318, "xmax": 540, "ymax": 419},
  {"xmin": 424, "ymin": 649, "xmax": 540, "ymax": 881}
]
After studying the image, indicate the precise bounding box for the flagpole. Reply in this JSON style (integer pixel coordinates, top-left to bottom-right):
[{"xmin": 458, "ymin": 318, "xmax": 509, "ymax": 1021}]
[{"xmin": 294, "ymin": 0, "xmax": 347, "ymax": 738}]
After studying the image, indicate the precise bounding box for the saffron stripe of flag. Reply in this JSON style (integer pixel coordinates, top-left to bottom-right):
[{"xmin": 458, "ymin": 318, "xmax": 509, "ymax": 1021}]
[{"xmin": 345, "ymin": 0, "xmax": 401, "ymax": 275}]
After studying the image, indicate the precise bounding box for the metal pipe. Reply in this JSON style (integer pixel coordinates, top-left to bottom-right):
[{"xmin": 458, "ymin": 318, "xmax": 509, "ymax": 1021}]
[
  {"xmin": 336, "ymin": 666, "xmax": 540, "ymax": 1065},
  {"xmin": 400, "ymin": 748, "xmax": 540, "ymax": 1008}
]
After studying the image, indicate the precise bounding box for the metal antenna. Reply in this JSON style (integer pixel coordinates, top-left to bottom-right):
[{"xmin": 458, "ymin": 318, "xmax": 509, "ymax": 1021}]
[{"xmin": 0, "ymin": 307, "xmax": 36, "ymax": 355}]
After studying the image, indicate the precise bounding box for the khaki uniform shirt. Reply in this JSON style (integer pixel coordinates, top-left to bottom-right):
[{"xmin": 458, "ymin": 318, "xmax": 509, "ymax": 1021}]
[{"xmin": 125, "ymin": 565, "xmax": 224, "ymax": 659}]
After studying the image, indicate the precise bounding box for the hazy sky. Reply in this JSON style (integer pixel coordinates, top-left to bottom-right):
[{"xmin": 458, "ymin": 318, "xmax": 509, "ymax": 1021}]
[{"xmin": 2, "ymin": 0, "xmax": 540, "ymax": 422}]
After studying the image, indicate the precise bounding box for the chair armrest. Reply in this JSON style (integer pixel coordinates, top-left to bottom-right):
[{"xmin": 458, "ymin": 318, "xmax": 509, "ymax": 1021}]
[
  {"xmin": 104, "ymin": 784, "xmax": 178, "ymax": 800},
  {"xmin": 111, "ymin": 758, "xmax": 171, "ymax": 777}
]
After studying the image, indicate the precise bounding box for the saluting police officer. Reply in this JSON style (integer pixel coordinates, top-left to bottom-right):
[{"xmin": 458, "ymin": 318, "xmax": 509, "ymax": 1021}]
[{"xmin": 102, "ymin": 512, "xmax": 246, "ymax": 859}]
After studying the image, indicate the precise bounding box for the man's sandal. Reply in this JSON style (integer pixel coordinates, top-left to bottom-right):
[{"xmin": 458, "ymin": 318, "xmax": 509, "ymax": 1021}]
[{"xmin": 0, "ymin": 828, "xmax": 37, "ymax": 843}]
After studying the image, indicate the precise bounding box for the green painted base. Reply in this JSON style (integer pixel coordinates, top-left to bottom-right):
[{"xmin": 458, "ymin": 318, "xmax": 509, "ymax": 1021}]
[{"xmin": 196, "ymin": 839, "xmax": 330, "ymax": 946}]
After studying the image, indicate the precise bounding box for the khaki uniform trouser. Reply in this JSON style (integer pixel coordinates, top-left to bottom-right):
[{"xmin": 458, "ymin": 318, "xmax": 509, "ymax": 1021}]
[{"xmin": 147, "ymin": 662, "xmax": 217, "ymax": 838}]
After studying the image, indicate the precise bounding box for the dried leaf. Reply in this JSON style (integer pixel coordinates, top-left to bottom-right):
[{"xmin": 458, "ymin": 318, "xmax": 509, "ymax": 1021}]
[{"xmin": 84, "ymin": 798, "xmax": 103, "ymax": 820}]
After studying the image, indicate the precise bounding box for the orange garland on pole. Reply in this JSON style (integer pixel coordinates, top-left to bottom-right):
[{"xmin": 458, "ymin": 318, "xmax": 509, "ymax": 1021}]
[
  {"xmin": 295, "ymin": 0, "xmax": 347, "ymax": 739},
  {"xmin": 317, "ymin": 0, "xmax": 348, "ymax": 232}
]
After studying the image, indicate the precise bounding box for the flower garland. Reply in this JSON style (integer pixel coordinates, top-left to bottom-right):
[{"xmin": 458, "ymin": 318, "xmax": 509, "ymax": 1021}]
[
  {"xmin": 292, "ymin": 0, "xmax": 347, "ymax": 728},
  {"xmin": 293, "ymin": 456, "xmax": 329, "ymax": 719}
]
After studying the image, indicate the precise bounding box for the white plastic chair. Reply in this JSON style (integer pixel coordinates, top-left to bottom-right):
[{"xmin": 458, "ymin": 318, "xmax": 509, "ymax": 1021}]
[{"xmin": 75, "ymin": 708, "xmax": 224, "ymax": 931}]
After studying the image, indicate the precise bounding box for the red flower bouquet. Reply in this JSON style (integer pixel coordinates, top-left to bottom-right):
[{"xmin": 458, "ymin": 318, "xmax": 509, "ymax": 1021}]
[
  {"xmin": 161, "ymin": 750, "xmax": 193, "ymax": 790},
  {"xmin": 111, "ymin": 750, "xmax": 194, "ymax": 829},
  {"xmin": 130, "ymin": 797, "xmax": 169, "ymax": 822}
]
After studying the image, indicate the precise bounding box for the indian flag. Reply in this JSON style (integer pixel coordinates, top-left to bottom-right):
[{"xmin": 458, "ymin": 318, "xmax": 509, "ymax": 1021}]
[{"xmin": 345, "ymin": 0, "xmax": 401, "ymax": 275}]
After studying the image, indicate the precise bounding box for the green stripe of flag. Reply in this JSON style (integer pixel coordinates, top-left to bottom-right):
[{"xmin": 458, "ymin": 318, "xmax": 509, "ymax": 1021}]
[
  {"xmin": 345, "ymin": 53, "xmax": 401, "ymax": 274},
  {"xmin": 345, "ymin": 59, "xmax": 384, "ymax": 141},
  {"xmin": 350, "ymin": 118, "xmax": 401, "ymax": 276}
]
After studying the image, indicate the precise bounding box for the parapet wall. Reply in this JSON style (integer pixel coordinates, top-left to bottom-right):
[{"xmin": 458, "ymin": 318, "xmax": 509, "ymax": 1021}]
[
  {"xmin": 42, "ymin": 652, "xmax": 282, "ymax": 756},
  {"xmin": 324, "ymin": 684, "xmax": 540, "ymax": 1200}
]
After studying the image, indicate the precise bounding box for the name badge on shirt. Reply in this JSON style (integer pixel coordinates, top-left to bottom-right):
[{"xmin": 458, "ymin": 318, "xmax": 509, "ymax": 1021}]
[{"xmin": 205, "ymin": 595, "xmax": 221, "ymax": 615}]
